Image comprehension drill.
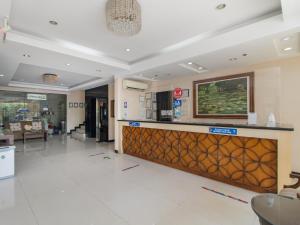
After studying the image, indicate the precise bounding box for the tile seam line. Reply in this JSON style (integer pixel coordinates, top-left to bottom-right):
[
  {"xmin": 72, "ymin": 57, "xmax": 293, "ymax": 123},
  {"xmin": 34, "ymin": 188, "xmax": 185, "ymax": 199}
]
[
  {"xmin": 17, "ymin": 178, "xmax": 41, "ymax": 225},
  {"xmin": 74, "ymin": 182, "xmax": 132, "ymax": 225}
]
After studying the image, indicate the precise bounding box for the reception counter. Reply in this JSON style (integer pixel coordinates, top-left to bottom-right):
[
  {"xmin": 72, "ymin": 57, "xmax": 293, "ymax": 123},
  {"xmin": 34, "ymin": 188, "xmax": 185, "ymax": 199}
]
[{"xmin": 116, "ymin": 120, "xmax": 294, "ymax": 193}]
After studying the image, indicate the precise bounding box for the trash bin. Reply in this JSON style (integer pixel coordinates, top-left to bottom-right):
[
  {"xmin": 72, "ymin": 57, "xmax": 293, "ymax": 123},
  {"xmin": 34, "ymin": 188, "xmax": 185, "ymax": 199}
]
[{"xmin": 0, "ymin": 146, "xmax": 15, "ymax": 179}]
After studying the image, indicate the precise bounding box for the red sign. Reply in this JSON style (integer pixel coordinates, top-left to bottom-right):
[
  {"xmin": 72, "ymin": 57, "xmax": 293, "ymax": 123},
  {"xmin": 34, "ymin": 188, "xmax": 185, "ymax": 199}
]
[{"xmin": 173, "ymin": 88, "xmax": 183, "ymax": 99}]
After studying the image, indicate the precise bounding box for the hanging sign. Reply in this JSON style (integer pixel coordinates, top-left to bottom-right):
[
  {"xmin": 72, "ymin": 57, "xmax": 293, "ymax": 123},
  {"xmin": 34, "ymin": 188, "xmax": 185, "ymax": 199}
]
[
  {"xmin": 173, "ymin": 88, "xmax": 183, "ymax": 99},
  {"xmin": 209, "ymin": 127, "xmax": 238, "ymax": 136}
]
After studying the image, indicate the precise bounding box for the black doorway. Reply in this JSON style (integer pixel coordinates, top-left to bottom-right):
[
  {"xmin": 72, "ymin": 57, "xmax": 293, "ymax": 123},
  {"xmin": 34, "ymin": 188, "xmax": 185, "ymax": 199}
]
[{"xmin": 85, "ymin": 85, "xmax": 109, "ymax": 142}]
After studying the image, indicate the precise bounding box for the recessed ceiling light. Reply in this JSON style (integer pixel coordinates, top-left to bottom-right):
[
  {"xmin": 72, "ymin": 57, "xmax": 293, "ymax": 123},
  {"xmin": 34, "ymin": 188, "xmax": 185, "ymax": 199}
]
[
  {"xmin": 23, "ymin": 54, "xmax": 31, "ymax": 58},
  {"xmin": 216, "ymin": 3, "xmax": 226, "ymax": 10},
  {"xmin": 283, "ymin": 47, "xmax": 293, "ymax": 51},
  {"xmin": 66, "ymin": 63, "xmax": 71, "ymax": 66},
  {"xmin": 188, "ymin": 62, "xmax": 193, "ymax": 65},
  {"xmin": 125, "ymin": 48, "xmax": 131, "ymax": 52},
  {"xmin": 242, "ymin": 53, "xmax": 248, "ymax": 57},
  {"xmin": 198, "ymin": 66, "xmax": 204, "ymax": 70},
  {"xmin": 49, "ymin": 20, "xmax": 58, "ymax": 25},
  {"xmin": 0, "ymin": 74, "xmax": 4, "ymax": 77},
  {"xmin": 282, "ymin": 36, "xmax": 291, "ymax": 41}
]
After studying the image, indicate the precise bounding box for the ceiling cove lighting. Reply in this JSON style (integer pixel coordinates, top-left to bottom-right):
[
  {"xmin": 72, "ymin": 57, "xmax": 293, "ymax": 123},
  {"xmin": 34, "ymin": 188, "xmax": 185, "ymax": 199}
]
[
  {"xmin": 283, "ymin": 47, "xmax": 293, "ymax": 51},
  {"xmin": 282, "ymin": 36, "xmax": 291, "ymax": 41},
  {"xmin": 179, "ymin": 63, "xmax": 207, "ymax": 74},
  {"xmin": 106, "ymin": 0, "xmax": 142, "ymax": 36}
]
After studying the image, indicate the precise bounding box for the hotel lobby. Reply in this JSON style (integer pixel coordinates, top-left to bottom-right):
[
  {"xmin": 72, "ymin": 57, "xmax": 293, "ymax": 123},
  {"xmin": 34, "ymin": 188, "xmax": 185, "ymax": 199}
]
[{"xmin": 1, "ymin": 1, "xmax": 300, "ymax": 225}]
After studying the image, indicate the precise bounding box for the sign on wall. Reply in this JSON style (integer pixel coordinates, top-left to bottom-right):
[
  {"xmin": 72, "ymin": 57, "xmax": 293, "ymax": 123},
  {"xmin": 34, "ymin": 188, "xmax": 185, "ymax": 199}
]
[
  {"xmin": 129, "ymin": 121, "xmax": 140, "ymax": 127},
  {"xmin": 173, "ymin": 99, "xmax": 182, "ymax": 107},
  {"xmin": 209, "ymin": 127, "xmax": 238, "ymax": 135},
  {"xmin": 27, "ymin": 93, "xmax": 47, "ymax": 101},
  {"xmin": 173, "ymin": 88, "xmax": 183, "ymax": 99}
]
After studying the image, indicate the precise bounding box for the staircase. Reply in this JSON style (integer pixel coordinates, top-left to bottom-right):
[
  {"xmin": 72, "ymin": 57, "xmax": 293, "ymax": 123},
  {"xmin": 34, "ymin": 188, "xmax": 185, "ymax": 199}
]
[{"xmin": 70, "ymin": 123, "xmax": 87, "ymax": 141}]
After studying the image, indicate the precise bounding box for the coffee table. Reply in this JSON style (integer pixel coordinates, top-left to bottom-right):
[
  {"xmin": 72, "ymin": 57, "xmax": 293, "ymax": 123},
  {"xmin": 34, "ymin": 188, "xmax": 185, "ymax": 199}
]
[{"xmin": 252, "ymin": 194, "xmax": 300, "ymax": 225}]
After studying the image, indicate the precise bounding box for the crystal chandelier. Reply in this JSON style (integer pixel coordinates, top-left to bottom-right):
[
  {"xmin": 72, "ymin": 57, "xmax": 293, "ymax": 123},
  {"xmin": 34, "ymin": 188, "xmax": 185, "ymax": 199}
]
[
  {"xmin": 106, "ymin": 0, "xmax": 142, "ymax": 36},
  {"xmin": 43, "ymin": 74, "xmax": 59, "ymax": 84}
]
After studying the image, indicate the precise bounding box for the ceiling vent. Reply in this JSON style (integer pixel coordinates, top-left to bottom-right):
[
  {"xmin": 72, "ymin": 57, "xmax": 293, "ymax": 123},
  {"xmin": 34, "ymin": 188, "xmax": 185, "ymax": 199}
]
[{"xmin": 123, "ymin": 80, "xmax": 148, "ymax": 91}]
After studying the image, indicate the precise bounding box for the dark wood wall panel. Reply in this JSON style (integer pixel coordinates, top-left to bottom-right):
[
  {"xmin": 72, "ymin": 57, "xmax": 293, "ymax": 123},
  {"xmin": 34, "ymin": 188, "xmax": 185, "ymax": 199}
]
[{"xmin": 123, "ymin": 126, "xmax": 278, "ymax": 193}]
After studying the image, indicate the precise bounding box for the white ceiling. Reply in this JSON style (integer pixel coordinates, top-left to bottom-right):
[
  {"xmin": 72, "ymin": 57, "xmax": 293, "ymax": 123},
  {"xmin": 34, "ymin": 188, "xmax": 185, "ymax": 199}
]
[
  {"xmin": 136, "ymin": 32, "xmax": 300, "ymax": 80},
  {"xmin": 12, "ymin": 63, "xmax": 99, "ymax": 87},
  {"xmin": 9, "ymin": 0, "xmax": 281, "ymax": 62},
  {"xmin": 0, "ymin": 0, "xmax": 300, "ymax": 91}
]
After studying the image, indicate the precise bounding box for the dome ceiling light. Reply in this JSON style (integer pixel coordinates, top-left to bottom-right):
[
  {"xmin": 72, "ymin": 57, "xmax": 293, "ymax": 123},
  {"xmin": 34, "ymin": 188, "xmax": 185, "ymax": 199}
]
[{"xmin": 106, "ymin": 0, "xmax": 142, "ymax": 36}]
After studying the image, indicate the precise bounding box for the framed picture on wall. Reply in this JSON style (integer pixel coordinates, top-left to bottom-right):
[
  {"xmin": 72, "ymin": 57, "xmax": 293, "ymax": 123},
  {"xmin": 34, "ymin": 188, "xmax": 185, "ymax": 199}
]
[
  {"xmin": 182, "ymin": 89, "xmax": 190, "ymax": 98},
  {"xmin": 193, "ymin": 72, "xmax": 254, "ymax": 119},
  {"xmin": 145, "ymin": 92, "xmax": 152, "ymax": 99},
  {"xmin": 74, "ymin": 103, "xmax": 79, "ymax": 108},
  {"xmin": 69, "ymin": 102, "xmax": 73, "ymax": 108},
  {"xmin": 146, "ymin": 109, "xmax": 152, "ymax": 119}
]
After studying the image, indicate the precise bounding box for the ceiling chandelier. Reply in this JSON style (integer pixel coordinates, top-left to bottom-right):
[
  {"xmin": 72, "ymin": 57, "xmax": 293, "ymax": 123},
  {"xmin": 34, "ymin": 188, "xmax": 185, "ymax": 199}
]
[
  {"xmin": 106, "ymin": 0, "xmax": 142, "ymax": 36},
  {"xmin": 43, "ymin": 73, "xmax": 59, "ymax": 84}
]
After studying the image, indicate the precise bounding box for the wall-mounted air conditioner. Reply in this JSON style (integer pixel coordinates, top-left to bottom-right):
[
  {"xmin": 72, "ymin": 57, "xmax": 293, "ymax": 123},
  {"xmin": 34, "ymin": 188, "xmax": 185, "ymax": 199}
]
[{"xmin": 123, "ymin": 80, "xmax": 148, "ymax": 91}]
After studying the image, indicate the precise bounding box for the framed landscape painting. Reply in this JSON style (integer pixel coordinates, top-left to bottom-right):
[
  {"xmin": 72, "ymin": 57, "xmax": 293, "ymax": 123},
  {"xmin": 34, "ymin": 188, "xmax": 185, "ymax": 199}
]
[{"xmin": 193, "ymin": 72, "xmax": 254, "ymax": 119}]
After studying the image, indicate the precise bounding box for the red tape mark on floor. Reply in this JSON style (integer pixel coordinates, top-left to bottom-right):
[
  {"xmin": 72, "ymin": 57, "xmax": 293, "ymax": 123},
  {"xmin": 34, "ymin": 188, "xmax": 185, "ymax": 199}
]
[{"xmin": 202, "ymin": 186, "xmax": 248, "ymax": 204}]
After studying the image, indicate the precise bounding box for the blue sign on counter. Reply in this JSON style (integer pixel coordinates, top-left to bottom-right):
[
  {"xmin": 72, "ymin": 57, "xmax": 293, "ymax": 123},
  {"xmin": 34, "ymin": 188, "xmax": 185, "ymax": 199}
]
[
  {"xmin": 129, "ymin": 121, "xmax": 141, "ymax": 127},
  {"xmin": 209, "ymin": 127, "xmax": 238, "ymax": 135}
]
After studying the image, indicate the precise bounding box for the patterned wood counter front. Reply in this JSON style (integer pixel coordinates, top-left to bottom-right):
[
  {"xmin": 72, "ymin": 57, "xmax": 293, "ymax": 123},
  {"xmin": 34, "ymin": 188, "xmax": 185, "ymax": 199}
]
[{"xmin": 123, "ymin": 126, "xmax": 278, "ymax": 193}]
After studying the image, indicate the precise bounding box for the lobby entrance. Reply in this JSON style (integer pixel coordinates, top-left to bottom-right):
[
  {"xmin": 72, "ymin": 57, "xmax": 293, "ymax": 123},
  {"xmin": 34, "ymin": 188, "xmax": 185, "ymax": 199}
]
[{"xmin": 85, "ymin": 85, "xmax": 109, "ymax": 142}]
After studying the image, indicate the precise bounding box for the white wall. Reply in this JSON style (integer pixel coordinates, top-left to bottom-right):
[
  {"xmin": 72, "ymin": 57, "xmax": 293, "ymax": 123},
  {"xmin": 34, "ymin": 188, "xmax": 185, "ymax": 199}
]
[
  {"xmin": 116, "ymin": 79, "xmax": 152, "ymax": 120},
  {"xmin": 114, "ymin": 77, "xmax": 152, "ymax": 151},
  {"xmin": 114, "ymin": 56, "xmax": 300, "ymax": 171},
  {"xmin": 150, "ymin": 67, "xmax": 282, "ymax": 125},
  {"xmin": 67, "ymin": 91, "xmax": 85, "ymax": 133}
]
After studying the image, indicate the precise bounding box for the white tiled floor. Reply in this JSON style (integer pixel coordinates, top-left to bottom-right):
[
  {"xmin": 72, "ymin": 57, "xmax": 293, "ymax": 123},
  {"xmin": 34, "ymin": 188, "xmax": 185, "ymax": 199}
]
[{"xmin": 0, "ymin": 136, "xmax": 260, "ymax": 225}]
